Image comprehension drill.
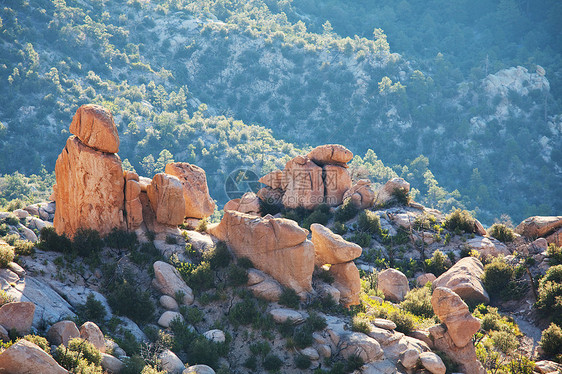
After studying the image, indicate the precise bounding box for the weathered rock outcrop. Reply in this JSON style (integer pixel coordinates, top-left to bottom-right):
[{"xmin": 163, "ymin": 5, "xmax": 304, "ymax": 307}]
[
  {"xmin": 307, "ymin": 144, "xmax": 353, "ymax": 166},
  {"xmin": 329, "ymin": 261, "xmax": 361, "ymax": 307},
  {"xmin": 282, "ymin": 155, "xmax": 325, "ymax": 209},
  {"xmin": 223, "ymin": 192, "xmax": 260, "ymax": 215},
  {"xmin": 165, "ymin": 162, "xmax": 215, "ymax": 219},
  {"xmin": 429, "ymin": 324, "xmax": 485, "ymax": 374},
  {"xmin": 80, "ymin": 322, "xmax": 106, "ymax": 353},
  {"xmin": 147, "ymin": 173, "xmax": 186, "ymax": 226},
  {"xmin": 208, "ymin": 211, "xmax": 314, "ymax": 294},
  {"xmin": 259, "ymin": 170, "xmax": 284, "ymax": 189},
  {"xmin": 516, "ymin": 216, "xmax": 562, "ymax": 238},
  {"xmin": 377, "ymin": 268, "xmax": 410, "ymax": 302},
  {"xmin": 343, "ymin": 179, "xmax": 376, "ymax": 209},
  {"xmin": 47, "ymin": 320, "xmax": 80, "ymax": 347},
  {"xmin": 153, "ymin": 261, "xmax": 194, "ymax": 305},
  {"xmin": 54, "ymin": 136, "xmax": 125, "ymax": 237},
  {"xmin": 375, "ymin": 178, "xmax": 410, "ymax": 206},
  {"xmin": 432, "ymin": 257, "xmax": 489, "ymax": 304},
  {"xmin": 310, "ymin": 224, "xmax": 362, "ymax": 265},
  {"xmin": 323, "ymin": 164, "xmax": 352, "ymax": 206},
  {"xmin": 0, "ymin": 302, "xmax": 35, "ymax": 335},
  {"xmin": 69, "ymin": 104, "xmax": 120, "ymax": 153},
  {"xmin": 0, "ymin": 339, "xmax": 68, "ymax": 374},
  {"xmin": 124, "ymin": 171, "xmax": 143, "ymax": 231}
]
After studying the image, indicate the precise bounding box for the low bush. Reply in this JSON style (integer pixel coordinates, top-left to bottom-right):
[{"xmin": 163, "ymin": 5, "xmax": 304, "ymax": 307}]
[
  {"xmin": 107, "ymin": 279, "xmax": 155, "ymax": 324},
  {"xmin": 0, "ymin": 243, "xmax": 15, "ymax": 267},
  {"xmin": 361, "ymin": 295, "xmax": 419, "ymax": 334},
  {"xmin": 474, "ymin": 305, "xmax": 519, "ymax": 335},
  {"xmin": 227, "ymin": 264, "xmax": 248, "ymax": 286},
  {"xmin": 333, "ymin": 221, "xmax": 348, "ymax": 235},
  {"xmin": 229, "ymin": 298, "xmax": 259, "ymax": 326},
  {"xmin": 351, "ymin": 316, "xmax": 371, "ymax": 334},
  {"xmin": 302, "ymin": 204, "xmax": 331, "ymax": 229},
  {"xmin": 249, "ymin": 341, "xmax": 271, "ymax": 357},
  {"xmin": 540, "ymin": 323, "xmax": 562, "ymax": 358},
  {"xmin": 0, "ymin": 289, "xmax": 15, "ymax": 306},
  {"xmin": 306, "ymin": 312, "xmax": 327, "ymax": 331},
  {"xmin": 54, "ymin": 338, "xmax": 102, "ymax": 374},
  {"xmin": 547, "ymin": 243, "xmax": 562, "ymax": 265},
  {"xmin": 262, "ymin": 354, "xmax": 283, "ymax": 371},
  {"xmin": 357, "ymin": 210, "xmax": 382, "ymax": 235},
  {"xmin": 349, "ymin": 232, "xmax": 371, "ymax": 247},
  {"xmin": 279, "ymin": 287, "xmax": 300, "ymax": 309},
  {"xmin": 22, "ymin": 335, "xmax": 49, "ymax": 352},
  {"xmin": 1, "ymin": 213, "xmax": 19, "ymax": 226},
  {"xmin": 295, "ymin": 354, "xmax": 311, "ymax": 369},
  {"xmin": 38, "ymin": 226, "xmax": 72, "ymax": 253},
  {"xmin": 105, "ymin": 229, "xmax": 138, "ymax": 250},
  {"xmin": 444, "ymin": 209, "xmax": 475, "ymax": 234},
  {"xmin": 487, "ymin": 223, "xmax": 515, "ymax": 243},
  {"xmin": 400, "ymin": 284, "xmax": 434, "ymax": 319},
  {"xmin": 204, "ymin": 241, "xmax": 231, "ymax": 270},
  {"xmin": 482, "ymin": 258, "xmax": 514, "ymax": 298},
  {"xmin": 165, "ymin": 235, "xmax": 178, "ymax": 244},
  {"xmin": 536, "ymin": 265, "xmax": 562, "ymax": 325},
  {"xmin": 196, "ymin": 219, "xmax": 208, "ymax": 232},
  {"xmin": 12, "ymin": 239, "xmax": 34, "ymax": 256},
  {"xmin": 170, "ymin": 320, "xmax": 225, "ymax": 368},
  {"xmin": 392, "ymin": 187, "xmax": 411, "ymax": 206},
  {"xmin": 334, "ymin": 199, "xmax": 359, "ymax": 222},
  {"xmin": 76, "ymin": 293, "xmax": 107, "ymax": 325},
  {"xmin": 72, "ymin": 228, "xmax": 104, "ymax": 257},
  {"xmin": 424, "ymin": 250, "xmax": 450, "ymax": 276},
  {"xmin": 181, "ymin": 306, "xmax": 204, "ymax": 325},
  {"xmin": 175, "ymin": 261, "xmax": 214, "ymax": 292}
]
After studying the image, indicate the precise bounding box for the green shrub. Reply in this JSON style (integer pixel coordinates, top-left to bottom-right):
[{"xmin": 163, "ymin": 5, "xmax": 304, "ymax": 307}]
[
  {"xmin": 22, "ymin": 335, "xmax": 49, "ymax": 352},
  {"xmin": 0, "ymin": 289, "xmax": 15, "ymax": 306},
  {"xmin": 54, "ymin": 338, "xmax": 102, "ymax": 374},
  {"xmin": 334, "ymin": 199, "xmax": 359, "ymax": 222},
  {"xmin": 547, "ymin": 243, "xmax": 562, "ymax": 265},
  {"xmin": 250, "ymin": 341, "xmax": 271, "ymax": 357},
  {"xmin": 482, "ymin": 258, "xmax": 514, "ymax": 299},
  {"xmin": 505, "ymin": 356, "xmax": 535, "ymax": 374},
  {"xmin": 237, "ymin": 256, "xmax": 253, "ymax": 269},
  {"xmin": 72, "ymin": 228, "xmax": 104, "ymax": 257},
  {"xmin": 130, "ymin": 242, "xmax": 160, "ymax": 265},
  {"xmin": 181, "ymin": 306, "xmax": 204, "ymax": 325},
  {"xmin": 243, "ymin": 355, "xmax": 258, "ymax": 370},
  {"xmin": 141, "ymin": 365, "xmax": 166, "ymax": 374},
  {"xmin": 400, "ymin": 284, "xmax": 434, "ymax": 319},
  {"xmin": 170, "ymin": 320, "xmax": 225, "ymax": 368},
  {"xmin": 306, "ymin": 312, "xmax": 327, "ymax": 331},
  {"xmin": 165, "ymin": 234, "xmax": 178, "ymax": 244},
  {"xmin": 444, "ymin": 209, "xmax": 475, "ymax": 234},
  {"xmin": 196, "ymin": 218, "xmax": 208, "ymax": 232},
  {"xmin": 357, "ymin": 210, "xmax": 381, "ymax": 235},
  {"xmin": 1, "ymin": 213, "xmax": 19, "ymax": 226},
  {"xmin": 536, "ymin": 265, "xmax": 562, "ymax": 325},
  {"xmin": 38, "ymin": 226, "xmax": 72, "ymax": 253},
  {"xmin": 227, "ymin": 264, "xmax": 248, "ymax": 286},
  {"xmin": 349, "ymin": 232, "xmax": 371, "ymax": 247},
  {"xmin": 105, "ymin": 229, "xmax": 138, "ymax": 250},
  {"xmin": 293, "ymin": 328, "xmax": 313, "ymax": 349},
  {"xmin": 13, "ymin": 239, "xmax": 34, "ymax": 256},
  {"xmin": 0, "ymin": 243, "xmax": 15, "ymax": 267},
  {"xmin": 540, "ymin": 323, "xmax": 562, "ymax": 357},
  {"xmin": 391, "ymin": 187, "xmax": 411, "ymax": 206},
  {"xmin": 68, "ymin": 338, "xmax": 102, "ymax": 365},
  {"xmin": 204, "ymin": 241, "xmax": 231, "ymax": 270},
  {"xmin": 351, "ymin": 316, "xmax": 371, "ymax": 334},
  {"xmin": 262, "ymin": 354, "xmax": 283, "ymax": 371},
  {"xmin": 424, "ymin": 250, "xmax": 450, "ymax": 276},
  {"xmin": 229, "ymin": 299, "xmax": 259, "ymax": 326},
  {"xmin": 487, "ymin": 223, "xmax": 515, "ymax": 243},
  {"xmin": 121, "ymin": 356, "xmax": 146, "ymax": 374},
  {"xmin": 474, "ymin": 306, "xmax": 519, "ymax": 335},
  {"xmin": 302, "ymin": 204, "xmax": 331, "ymax": 229},
  {"xmin": 107, "ymin": 279, "xmax": 155, "ymax": 324},
  {"xmin": 333, "ymin": 221, "xmax": 347, "ymax": 235},
  {"xmin": 76, "ymin": 294, "xmax": 107, "ymax": 324},
  {"xmin": 279, "ymin": 287, "xmax": 300, "ymax": 309},
  {"xmin": 295, "ymin": 354, "xmax": 311, "ymax": 369},
  {"xmin": 316, "ymin": 267, "xmax": 334, "ymax": 283},
  {"xmin": 176, "ymin": 261, "xmax": 214, "ymax": 292}
]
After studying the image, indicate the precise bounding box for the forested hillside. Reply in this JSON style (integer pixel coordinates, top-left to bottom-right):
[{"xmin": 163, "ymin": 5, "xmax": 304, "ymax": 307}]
[{"xmin": 0, "ymin": 0, "xmax": 560, "ymax": 224}]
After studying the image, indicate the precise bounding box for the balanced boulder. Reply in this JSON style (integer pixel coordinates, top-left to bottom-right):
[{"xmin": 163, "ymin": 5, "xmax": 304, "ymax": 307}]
[
  {"xmin": 307, "ymin": 144, "xmax": 353, "ymax": 166},
  {"xmin": 329, "ymin": 261, "xmax": 361, "ymax": 307},
  {"xmin": 310, "ymin": 223, "xmax": 362, "ymax": 265},
  {"xmin": 432, "ymin": 257, "xmax": 489, "ymax": 304},
  {"xmin": 69, "ymin": 104, "xmax": 120, "ymax": 153}
]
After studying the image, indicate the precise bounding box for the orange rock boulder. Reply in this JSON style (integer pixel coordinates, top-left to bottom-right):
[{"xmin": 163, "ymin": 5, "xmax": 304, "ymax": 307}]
[
  {"xmin": 147, "ymin": 173, "xmax": 185, "ymax": 226},
  {"xmin": 165, "ymin": 163, "xmax": 215, "ymax": 219},
  {"xmin": 307, "ymin": 144, "xmax": 353, "ymax": 166},
  {"xmin": 282, "ymin": 155, "xmax": 324, "ymax": 210},
  {"xmin": 69, "ymin": 104, "xmax": 120, "ymax": 153}
]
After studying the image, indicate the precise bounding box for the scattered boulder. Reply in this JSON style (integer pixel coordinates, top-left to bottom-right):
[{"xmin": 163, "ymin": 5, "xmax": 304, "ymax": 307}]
[
  {"xmin": 300, "ymin": 347, "xmax": 320, "ymax": 361},
  {"xmin": 400, "ymin": 348, "xmax": 420, "ymax": 369},
  {"xmin": 377, "ymin": 268, "xmax": 410, "ymax": 302},
  {"xmin": 203, "ymin": 329, "xmax": 226, "ymax": 343},
  {"xmin": 208, "ymin": 211, "xmax": 314, "ymax": 294},
  {"xmin": 419, "ymin": 352, "xmax": 446, "ymax": 374},
  {"xmin": 54, "ymin": 136, "xmax": 125, "ymax": 237},
  {"xmin": 0, "ymin": 339, "xmax": 68, "ymax": 374},
  {"xmin": 416, "ymin": 273, "xmax": 436, "ymax": 286},
  {"xmin": 165, "ymin": 162, "xmax": 215, "ymax": 219},
  {"xmin": 101, "ymin": 352, "xmax": 125, "ymax": 373},
  {"xmin": 183, "ymin": 365, "xmax": 216, "ymax": 374},
  {"xmin": 158, "ymin": 311, "xmax": 184, "ymax": 328},
  {"xmin": 515, "ymin": 216, "xmax": 562, "ymax": 238},
  {"xmin": 147, "ymin": 173, "xmax": 186, "ymax": 226},
  {"xmin": 269, "ymin": 308, "xmax": 304, "ymax": 324},
  {"xmin": 375, "ymin": 178, "xmax": 410, "ymax": 206},
  {"xmin": 431, "ymin": 287, "xmax": 481, "ymax": 348},
  {"xmin": 432, "ymin": 257, "xmax": 489, "ymax": 304},
  {"xmin": 373, "ymin": 318, "xmax": 396, "ymax": 331},
  {"xmin": 153, "ymin": 261, "xmax": 194, "ymax": 305},
  {"xmin": 310, "ymin": 223, "xmax": 362, "ymax": 265},
  {"xmin": 467, "ymin": 237, "xmax": 509, "ymax": 258},
  {"xmin": 69, "ymin": 104, "xmax": 120, "ymax": 153},
  {"xmin": 340, "ymin": 332, "xmax": 384, "ymax": 363},
  {"xmin": 159, "ymin": 349, "xmax": 185, "ymax": 374},
  {"xmin": 47, "ymin": 320, "xmax": 80, "ymax": 347},
  {"xmin": 248, "ymin": 278, "xmax": 283, "ymax": 301},
  {"xmin": 329, "ymin": 261, "xmax": 361, "ymax": 307},
  {"xmin": 307, "ymin": 144, "xmax": 353, "ymax": 166},
  {"xmin": 80, "ymin": 321, "xmax": 106, "ymax": 353},
  {"xmin": 282, "ymin": 155, "xmax": 324, "ymax": 209},
  {"xmin": 160, "ymin": 295, "xmax": 179, "ymax": 311},
  {"xmin": 0, "ymin": 302, "xmax": 35, "ymax": 335},
  {"xmin": 343, "ymin": 179, "xmax": 376, "ymax": 209}
]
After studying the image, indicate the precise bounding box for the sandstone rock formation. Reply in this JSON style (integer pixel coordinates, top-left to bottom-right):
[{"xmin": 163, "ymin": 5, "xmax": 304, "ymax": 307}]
[
  {"xmin": 307, "ymin": 144, "xmax": 354, "ymax": 166},
  {"xmin": 80, "ymin": 321, "xmax": 106, "ymax": 353},
  {"xmin": 431, "ymin": 287, "xmax": 481, "ymax": 348},
  {"xmin": 375, "ymin": 177, "xmax": 410, "ymax": 206},
  {"xmin": 329, "ymin": 262, "xmax": 361, "ymax": 307},
  {"xmin": 433, "ymin": 257, "xmax": 489, "ymax": 304},
  {"xmin": 429, "ymin": 324, "xmax": 486, "ymax": 374},
  {"xmin": 147, "ymin": 173, "xmax": 186, "ymax": 226},
  {"xmin": 124, "ymin": 171, "xmax": 143, "ymax": 231},
  {"xmin": 343, "ymin": 179, "xmax": 376, "ymax": 209},
  {"xmin": 69, "ymin": 104, "xmax": 120, "ymax": 153},
  {"xmin": 0, "ymin": 339, "xmax": 68, "ymax": 374},
  {"xmin": 0, "ymin": 302, "xmax": 35, "ymax": 335},
  {"xmin": 377, "ymin": 268, "xmax": 410, "ymax": 302},
  {"xmin": 223, "ymin": 192, "xmax": 260, "ymax": 215},
  {"xmin": 153, "ymin": 261, "xmax": 194, "ymax": 305},
  {"xmin": 47, "ymin": 320, "xmax": 80, "ymax": 346},
  {"xmin": 516, "ymin": 216, "xmax": 562, "ymax": 238},
  {"xmin": 165, "ymin": 162, "xmax": 215, "ymax": 219},
  {"xmin": 259, "ymin": 170, "xmax": 284, "ymax": 190},
  {"xmin": 282, "ymin": 155, "xmax": 325, "ymax": 209},
  {"xmin": 208, "ymin": 211, "xmax": 314, "ymax": 294},
  {"xmin": 54, "ymin": 136, "xmax": 125, "ymax": 237},
  {"xmin": 323, "ymin": 164, "xmax": 352, "ymax": 206},
  {"xmin": 310, "ymin": 223, "xmax": 362, "ymax": 265}
]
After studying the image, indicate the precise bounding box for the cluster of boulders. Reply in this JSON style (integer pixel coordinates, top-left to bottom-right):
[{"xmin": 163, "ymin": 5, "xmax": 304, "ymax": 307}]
[
  {"xmin": 52, "ymin": 104, "xmax": 215, "ymax": 238},
  {"xmin": 516, "ymin": 215, "xmax": 562, "ymax": 247}
]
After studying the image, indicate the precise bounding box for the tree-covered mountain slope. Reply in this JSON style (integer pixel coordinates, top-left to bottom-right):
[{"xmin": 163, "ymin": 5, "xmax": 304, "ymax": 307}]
[{"xmin": 0, "ymin": 0, "xmax": 560, "ymax": 223}]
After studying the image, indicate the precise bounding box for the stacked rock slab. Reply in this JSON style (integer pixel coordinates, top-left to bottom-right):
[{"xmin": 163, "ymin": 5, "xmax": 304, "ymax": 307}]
[
  {"xmin": 310, "ymin": 223, "xmax": 362, "ymax": 306},
  {"xmin": 209, "ymin": 211, "xmax": 314, "ymax": 295},
  {"xmin": 124, "ymin": 171, "xmax": 143, "ymax": 231},
  {"xmin": 259, "ymin": 145, "xmax": 353, "ymax": 211},
  {"xmin": 165, "ymin": 162, "xmax": 215, "ymax": 219},
  {"xmin": 54, "ymin": 104, "xmax": 125, "ymax": 237}
]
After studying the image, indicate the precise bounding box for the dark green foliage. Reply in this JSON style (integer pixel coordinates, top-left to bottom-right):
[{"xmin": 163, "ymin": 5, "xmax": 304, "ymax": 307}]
[
  {"xmin": 357, "ymin": 210, "xmax": 382, "ymax": 235},
  {"xmin": 38, "ymin": 226, "xmax": 72, "ymax": 253},
  {"xmin": 54, "ymin": 338, "xmax": 102, "ymax": 373},
  {"xmin": 227, "ymin": 264, "xmax": 248, "ymax": 286},
  {"xmin": 306, "ymin": 312, "xmax": 327, "ymax": 331},
  {"xmin": 279, "ymin": 287, "xmax": 300, "ymax": 309},
  {"xmin": 482, "ymin": 258, "xmax": 514, "ymax": 298},
  {"xmin": 316, "ymin": 267, "xmax": 334, "ymax": 284},
  {"xmin": 333, "ymin": 221, "xmax": 347, "ymax": 235},
  {"xmin": 121, "ymin": 356, "xmax": 146, "ymax": 374},
  {"xmin": 237, "ymin": 256, "xmax": 254, "ymax": 269},
  {"xmin": 106, "ymin": 279, "xmax": 155, "ymax": 324},
  {"xmin": 12, "ymin": 239, "xmax": 34, "ymax": 256},
  {"xmin": 175, "ymin": 261, "xmax": 214, "ymax": 292},
  {"xmin": 76, "ymin": 294, "xmax": 106, "ymax": 325},
  {"xmin": 345, "ymin": 354, "xmax": 365, "ymax": 372},
  {"xmin": 181, "ymin": 306, "xmax": 204, "ymax": 325},
  {"xmin": 249, "ymin": 341, "xmax": 271, "ymax": 357},
  {"xmin": 165, "ymin": 235, "xmax": 178, "ymax": 245},
  {"xmin": 262, "ymin": 354, "xmax": 283, "ymax": 371},
  {"xmin": 130, "ymin": 242, "xmax": 160, "ymax": 265},
  {"xmin": 349, "ymin": 232, "xmax": 371, "ymax": 247},
  {"xmin": 72, "ymin": 228, "xmax": 104, "ymax": 258},
  {"xmin": 487, "ymin": 223, "xmax": 515, "ymax": 243},
  {"xmin": 295, "ymin": 354, "xmax": 311, "ymax": 369},
  {"xmin": 334, "ymin": 199, "xmax": 359, "ymax": 223},
  {"xmin": 536, "ymin": 265, "xmax": 562, "ymax": 325},
  {"xmin": 547, "ymin": 244, "xmax": 562, "ymax": 265},
  {"xmin": 205, "ymin": 241, "xmax": 231, "ymax": 270},
  {"xmin": 229, "ymin": 298, "xmax": 259, "ymax": 326},
  {"xmin": 1, "ymin": 214, "xmax": 19, "ymax": 226},
  {"xmin": 243, "ymin": 356, "xmax": 258, "ymax": 370},
  {"xmin": 105, "ymin": 229, "xmax": 138, "ymax": 250},
  {"xmin": 400, "ymin": 284, "xmax": 434, "ymax": 319},
  {"xmin": 170, "ymin": 319, "xmax": 226, "ymax": 369},
  {"xmin": 259, "ymin": 196, "xmax": 282, "ymax": 216},
  {"xmin": 391, "ymin": 187, "xmax": 411, "ymax": 206},
  {"xmin": 302, "ymin": 204, "xmax": 331, "ymax": 229},
  {"xmin": 293, "ymin": 328, "xmax": 313, "ymax": 349},
  {"xmin": 540, "ymin": 323, "xmax": 562, "ymax": 358},
  {"xmin": 22, "ymin": 335, "xmax": 49, "ymax": 352},
  {"xmin": 444, "ymin": 209, "xmax": 475, "ymax": 234},
  {"xmin": 424, "ymin": 249, "xmax": 450, "ymax": 276}
]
